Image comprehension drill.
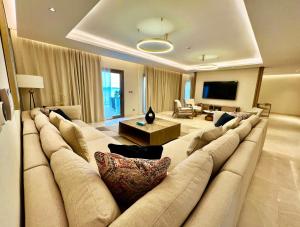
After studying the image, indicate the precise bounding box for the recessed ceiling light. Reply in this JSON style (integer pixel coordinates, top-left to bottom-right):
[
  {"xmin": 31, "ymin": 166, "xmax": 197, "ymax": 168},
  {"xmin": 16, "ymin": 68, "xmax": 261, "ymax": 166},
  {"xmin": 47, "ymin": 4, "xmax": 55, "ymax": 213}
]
[{"xmin": 48, "ymin": 7, "xmax": 56, "ymax": 12}]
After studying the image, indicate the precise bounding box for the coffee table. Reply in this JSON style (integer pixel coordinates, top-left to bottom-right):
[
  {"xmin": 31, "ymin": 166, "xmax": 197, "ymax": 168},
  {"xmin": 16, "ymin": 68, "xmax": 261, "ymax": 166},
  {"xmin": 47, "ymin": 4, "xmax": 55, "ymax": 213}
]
[
  {"xmin": 119, "ymin": 117, "xmax": 181, "ymax": 145},
  {"xmin": 203, "ymin": 110, "xmax": 214, "ymax": 121}
]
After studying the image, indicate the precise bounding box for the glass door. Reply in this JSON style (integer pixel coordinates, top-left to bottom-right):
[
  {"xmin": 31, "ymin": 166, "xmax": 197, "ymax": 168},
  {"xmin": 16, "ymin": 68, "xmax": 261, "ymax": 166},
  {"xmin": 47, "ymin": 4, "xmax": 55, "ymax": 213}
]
[{"xmin": 102, "ymin": 69, "xmax": 124, "ymax": 119}]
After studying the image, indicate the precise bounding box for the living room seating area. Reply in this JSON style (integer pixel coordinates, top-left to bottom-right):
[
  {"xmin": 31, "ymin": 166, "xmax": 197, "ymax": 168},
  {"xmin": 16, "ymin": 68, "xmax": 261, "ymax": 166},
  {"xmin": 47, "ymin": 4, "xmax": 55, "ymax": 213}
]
[{"xmin": 22, "ymin": 105, "xmax": 267, "ymax": 227}]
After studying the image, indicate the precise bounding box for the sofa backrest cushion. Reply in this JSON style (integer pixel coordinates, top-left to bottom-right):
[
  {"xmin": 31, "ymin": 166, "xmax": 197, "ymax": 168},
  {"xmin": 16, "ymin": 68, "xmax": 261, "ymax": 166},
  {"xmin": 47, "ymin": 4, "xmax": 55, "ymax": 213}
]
[
  {"xmin": 40, "ymin": 124, "xmax": 71, "ymax": 159},
  {"xmin": 233, "ymin": 122, "xmax": 252, "ymax": 142},
  {"xmin": 34, "ymin": 112, "xmax": 50, "ymax": 131},
  {"xmin": 22, "ymin": 110, "xmax": 32, "ymax": 121},
  {"xmin": 23, "ymin": 119, "xmax": 38, "ymax": 136},
  {"xmin": 51, "ymin": 148, "xmax": 120, "ymax": 227},
  {"xmin": 110, "ymin": 151, "xmax": 213, "ymax": 227},
  {"xmin": 202, "ymin": 131, "xmax": 239, "ymax": 175},
  {"xmin": 59, "ymin": 119, "xmax": 90, "ymax": 161},
  {"xmin": 187, "ymin": 127, "xmax": 223, "ymax": 155},
  {"xmin": 246, "ymin": 115, "xmax": 260, "ymax": 127},
  {"xmin": 30, "ymin": 108, "xmax": 41, "ymax": 119}
]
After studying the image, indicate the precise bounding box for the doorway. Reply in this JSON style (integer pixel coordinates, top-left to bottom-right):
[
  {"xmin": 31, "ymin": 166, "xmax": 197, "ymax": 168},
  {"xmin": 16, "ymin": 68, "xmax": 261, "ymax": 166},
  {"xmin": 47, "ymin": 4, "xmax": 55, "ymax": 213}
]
[{"xmin": 102, "ymin": 69, "xmax": 124, "ymax": 119}]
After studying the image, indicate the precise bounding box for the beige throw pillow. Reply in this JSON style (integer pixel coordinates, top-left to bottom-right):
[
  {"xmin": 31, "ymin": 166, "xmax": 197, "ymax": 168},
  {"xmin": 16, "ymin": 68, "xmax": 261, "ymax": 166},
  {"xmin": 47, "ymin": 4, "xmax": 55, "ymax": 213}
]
[
  {"xmin": 187, "ymin": 127, "xmax": 223, "ymax": 156},
  {"xmin": 49, "ymin": 111, "xmax": 65, "ymax": 129},
  {"xmin": 51, "ymin": 148, "xmax": 120, "ymax": 227},
  {"xmin": 59, "ymin": 119, "xmax": 90, "ymax": 161},
  {"xmin": 247, "ymin": 114, "xmax": 260, "ymax": 127},
  {"xmin": 30, "ymin": 108, "xmax": 41, "ymax": 119},
  {"xmin": 222, "ymin": 117, "xmax": 241, "ymax": 133}
]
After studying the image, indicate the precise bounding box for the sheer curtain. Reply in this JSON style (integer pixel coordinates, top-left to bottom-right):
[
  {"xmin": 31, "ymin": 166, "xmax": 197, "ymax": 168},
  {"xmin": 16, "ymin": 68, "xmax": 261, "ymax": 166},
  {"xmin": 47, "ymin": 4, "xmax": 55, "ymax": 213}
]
[
  {"xmin": 11, "ymin": 31, "xmax": 104, "ymax": 123},
  {"xmin": 145, "ymin": 66, "xmax": 181, "ymax": 113}
]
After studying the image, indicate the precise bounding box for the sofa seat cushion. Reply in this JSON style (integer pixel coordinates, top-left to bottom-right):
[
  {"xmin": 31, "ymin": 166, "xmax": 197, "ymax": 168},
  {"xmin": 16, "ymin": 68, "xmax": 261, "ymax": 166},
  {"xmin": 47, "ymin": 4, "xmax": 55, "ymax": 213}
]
[
  {"xmin": 51, "ymin": 148, "xmax": 120, "ymax": 227},
  {"xmin": 86, "ymin": 136, "xmax": 121, "ymax": 170},
  {"xmin": 233, "ymin": 122, "xmax": 252, "ymax": 142},
  {"xmin": 40, "ymin": 124, "xmax": 71, "ymax": 159},
  {"xmin": 34, "ymin": 112, "xmax": 50, "ymax": 131},
  {"xmin": 80, "ymin": 126, "xmax": 107, "ymax": 141},
  {"xmin": 24, "ymin": 166, "xmax": 68, "ymax": 227},
  {"xmin": 162, "ymin": 138, "xmax": 190, "ymax": 171},
  {"xmin": 95, "ymin": 152, "xmax": 170, "ymax": 206},
  {"xmin": 186, "ymin": 127, "xmax": 223, "ymax": 156},
  {"xmin": 110, "ymin": 151, "xmax": 213, "ymax": 227},
  {"xmin": 59, "ymin": 119, "xmax": 90, "ymax": 161},
  {"xmin": 202, "ymin": 131, "xmax": 239, "ymax": 175},
  {"xmin": 22, "ymin": 110, "xmax": 31, "ymax": 121},
  {"xmin": 183, "ymin": 171, "xmax": 241, "ymax": 227},
  {"xmin": 23, "ymin": 119, "xmax": 38, "ymax": 135},
  {"xmin": 23, "ymin": 134, "xmax": 49, "ymax": 171}
]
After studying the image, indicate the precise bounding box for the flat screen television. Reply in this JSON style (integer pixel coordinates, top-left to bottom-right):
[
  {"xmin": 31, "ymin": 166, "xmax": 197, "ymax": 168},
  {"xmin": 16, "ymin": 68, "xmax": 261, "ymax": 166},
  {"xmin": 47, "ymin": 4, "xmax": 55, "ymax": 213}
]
[{"xmin": 202, "ymin": 81, "xmax": 238, "ymax": 100}]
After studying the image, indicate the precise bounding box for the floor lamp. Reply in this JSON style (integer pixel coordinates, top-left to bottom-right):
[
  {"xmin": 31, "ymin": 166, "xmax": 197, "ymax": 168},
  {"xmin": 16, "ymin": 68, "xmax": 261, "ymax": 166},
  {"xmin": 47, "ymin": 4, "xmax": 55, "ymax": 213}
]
[{"xmin": 16, "ymin": 74, "xmax": 44, "ymax": 110}]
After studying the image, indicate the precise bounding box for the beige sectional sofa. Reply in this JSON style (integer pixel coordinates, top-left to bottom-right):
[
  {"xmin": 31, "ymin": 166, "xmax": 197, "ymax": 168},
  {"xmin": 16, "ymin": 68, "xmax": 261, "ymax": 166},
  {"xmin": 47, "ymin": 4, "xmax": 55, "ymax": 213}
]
[{"xmin": 22, "ymin": 105, "xmax": 268, "ymax": 227}]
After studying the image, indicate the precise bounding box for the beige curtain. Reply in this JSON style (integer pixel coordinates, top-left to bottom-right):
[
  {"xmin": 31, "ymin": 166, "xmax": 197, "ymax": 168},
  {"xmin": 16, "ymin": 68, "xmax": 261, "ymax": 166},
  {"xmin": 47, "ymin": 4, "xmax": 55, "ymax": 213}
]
[
  {"xmin": 11, "ymin": 31, "xmax": 103, "ymax": 123},
  {"xmin": 145, "ymin": 66, "xmax": 181, "ymax": 112}
]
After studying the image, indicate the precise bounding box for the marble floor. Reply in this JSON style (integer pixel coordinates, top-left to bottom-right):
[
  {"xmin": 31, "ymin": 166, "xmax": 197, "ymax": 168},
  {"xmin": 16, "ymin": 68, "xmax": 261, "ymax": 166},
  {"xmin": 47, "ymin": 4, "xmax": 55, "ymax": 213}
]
[{"xmin": 238, "ymin": 114, "xmax": 300, "ymax": 227}]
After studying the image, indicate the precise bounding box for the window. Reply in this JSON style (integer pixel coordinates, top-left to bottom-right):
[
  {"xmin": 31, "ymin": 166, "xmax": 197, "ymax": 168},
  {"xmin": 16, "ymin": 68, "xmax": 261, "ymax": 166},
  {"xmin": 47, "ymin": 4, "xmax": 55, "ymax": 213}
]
[{"xmin": 184, "ymin": 79, "xmax": 191, "ymax": 100}]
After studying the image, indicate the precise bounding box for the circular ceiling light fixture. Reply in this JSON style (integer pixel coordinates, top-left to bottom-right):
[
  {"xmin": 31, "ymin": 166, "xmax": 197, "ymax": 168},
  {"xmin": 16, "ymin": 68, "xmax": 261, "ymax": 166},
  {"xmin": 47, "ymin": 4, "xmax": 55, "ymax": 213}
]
[
  {"xmin": 137, "ymin": 17, "xmax": 174, "ymax": 54},
  {"xmin": 137, "ymin": 38, "xmax": 174, "ymax": 54},
  {"xmin": 196, "ymin": 54, "xmax": 219, "ymax": 71}
]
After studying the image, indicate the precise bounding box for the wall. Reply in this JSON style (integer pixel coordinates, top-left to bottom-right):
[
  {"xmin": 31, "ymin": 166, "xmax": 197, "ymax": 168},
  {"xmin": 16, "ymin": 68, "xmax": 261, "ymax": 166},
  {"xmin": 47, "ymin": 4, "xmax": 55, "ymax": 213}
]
[
  {"xmin": 101, "ymin": 56, "xmax": 144, "ymax": 116},
  {"xmin": 195, "ymin": 68, "xmax": 259, "ymax": 111},
  {"xmin": 0, "ymin": 26, "xmax": 21, "ymax": 227},
  {"xmin": 259, "ymin": 74, "xmax": 300, "ymax": 116}
]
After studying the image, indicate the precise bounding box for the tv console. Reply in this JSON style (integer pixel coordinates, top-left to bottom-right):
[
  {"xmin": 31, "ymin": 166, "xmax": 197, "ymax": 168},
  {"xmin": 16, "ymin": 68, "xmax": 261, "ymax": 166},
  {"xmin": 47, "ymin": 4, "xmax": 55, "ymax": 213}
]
[{"xmin": 199, "ymin": 103, "xmax": 240, "ymax": 112}]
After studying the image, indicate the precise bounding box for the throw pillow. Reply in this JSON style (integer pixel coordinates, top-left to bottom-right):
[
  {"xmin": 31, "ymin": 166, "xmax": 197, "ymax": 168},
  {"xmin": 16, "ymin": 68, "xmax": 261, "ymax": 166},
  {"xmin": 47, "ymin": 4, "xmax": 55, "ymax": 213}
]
[
  {"xmin": 186, "ymin": 127, "xmax": 223, "ymax": 156},
  {"xmin": 49, "ymin": 111, "xmax": 65, "ymax": 129},
  {"xmin": 215, "ymin": 113, "xmax": 235, "ymax": 127},
  {"xmin": 222, "ymin": 117, "xmax": 242, "ymax": 133},
  {"xmin": 50, "ymin": 109, "xmax": 71, "ymax": 121},
  {"xmin": 229, "ymin": 112, "xmax": 252, "ymax": 120},
  {"xmin": 94, "ymin": 152, "xmax": 171, "ymax": 206},
  {"xmin": 108, "ymin": 144, "xmax": 163, "ymax": 159},
  {"xmin": 59, "ymin": 120, "xmax": 90, "ymax": 161}
]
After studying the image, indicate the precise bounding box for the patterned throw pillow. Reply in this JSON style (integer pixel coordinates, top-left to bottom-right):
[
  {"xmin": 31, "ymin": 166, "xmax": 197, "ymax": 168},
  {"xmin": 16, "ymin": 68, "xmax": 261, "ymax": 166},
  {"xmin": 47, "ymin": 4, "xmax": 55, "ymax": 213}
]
[
  {"xmin": 229, "ymin": 112, "xmax": 252, "ymax": 120},
  {"xmin": 94, "ymin": 152, "xmax": 171, "ymax": 206}
]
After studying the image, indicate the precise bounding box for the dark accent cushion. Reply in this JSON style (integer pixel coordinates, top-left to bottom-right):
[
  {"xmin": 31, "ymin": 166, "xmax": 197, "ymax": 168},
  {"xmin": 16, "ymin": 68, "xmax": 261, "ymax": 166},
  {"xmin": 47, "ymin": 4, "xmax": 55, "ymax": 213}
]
[
  {"xmin": 50, "ymin": 109, "xmax": 71, "ymax": 121},
  {"xmin": 215, "ymin": 113, "xmax": 235, "ymax": 127},
  {"xmin": 94, "ymin": 152, "xmax": 170, "ymax": 206},
  {"xmin": 108, "ymin": 144, "xmax": 163, "ymax": 159}
]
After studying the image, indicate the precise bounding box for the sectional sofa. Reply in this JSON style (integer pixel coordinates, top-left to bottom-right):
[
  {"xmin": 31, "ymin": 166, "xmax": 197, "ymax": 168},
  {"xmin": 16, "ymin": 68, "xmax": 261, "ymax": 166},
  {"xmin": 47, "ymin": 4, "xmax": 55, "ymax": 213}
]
[{"xmin": 22, "ymin": 105, "xmax": 267, "ymax": 227}]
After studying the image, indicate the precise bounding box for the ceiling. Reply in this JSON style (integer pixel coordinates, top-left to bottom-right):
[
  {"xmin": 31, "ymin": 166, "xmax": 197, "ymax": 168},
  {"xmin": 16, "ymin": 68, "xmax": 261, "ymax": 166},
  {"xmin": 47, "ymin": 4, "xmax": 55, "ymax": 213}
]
[{"xmin": 15, "ymin": 0, "xmax": 300, "ymax": 72}]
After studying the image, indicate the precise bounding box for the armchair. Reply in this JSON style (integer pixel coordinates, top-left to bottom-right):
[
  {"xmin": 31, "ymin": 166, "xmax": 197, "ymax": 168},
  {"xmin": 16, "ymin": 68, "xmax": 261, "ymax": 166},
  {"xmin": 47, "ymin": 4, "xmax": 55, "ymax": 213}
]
[
  {"xmin": 185, "ymin": 99, "xmax": 202, "ymax": 115},
  {"xmin": 173, "ymin": 100, "xmax": 194, "ymax": 119}
]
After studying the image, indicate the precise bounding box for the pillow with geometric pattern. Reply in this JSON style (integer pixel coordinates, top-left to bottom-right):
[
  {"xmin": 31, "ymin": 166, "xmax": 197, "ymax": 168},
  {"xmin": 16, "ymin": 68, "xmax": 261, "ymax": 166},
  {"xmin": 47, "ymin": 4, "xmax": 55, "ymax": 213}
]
[{"xmin": 94, "ymin": 152, "xmax": 171, "ymax": 207}]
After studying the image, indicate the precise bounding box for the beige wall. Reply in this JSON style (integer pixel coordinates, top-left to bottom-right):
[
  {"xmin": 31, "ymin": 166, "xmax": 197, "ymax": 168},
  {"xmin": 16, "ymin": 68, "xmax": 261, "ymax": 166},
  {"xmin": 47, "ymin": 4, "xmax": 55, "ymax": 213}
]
[
  {"xmin": 101, "ymin": 56, "xmax": 144, "ymax": 116},
  {"xmin": 195, "ymin": 68, "xmax": 259, "ymax": 111},
  {"xmin": 259, "ymin": 74, "xmax": 300, "ymax": 116},
  {"xmin": 0, "ymin": 41, "xmax": 21, "ymax": 226}
]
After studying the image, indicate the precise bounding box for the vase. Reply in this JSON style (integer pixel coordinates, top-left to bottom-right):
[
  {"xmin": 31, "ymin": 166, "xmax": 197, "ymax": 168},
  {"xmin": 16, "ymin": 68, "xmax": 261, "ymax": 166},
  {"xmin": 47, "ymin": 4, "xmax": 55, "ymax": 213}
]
[{"xmin": 145, "ymin": 106, "xmax": 155, "ymax": 124}]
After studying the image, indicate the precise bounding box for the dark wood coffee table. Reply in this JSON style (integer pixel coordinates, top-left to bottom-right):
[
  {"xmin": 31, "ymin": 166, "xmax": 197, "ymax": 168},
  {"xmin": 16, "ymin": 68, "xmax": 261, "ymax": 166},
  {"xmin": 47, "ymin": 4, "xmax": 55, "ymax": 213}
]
[{"xmin": 119, "ymin": 117, "xmax": 181, "ymax": 145}]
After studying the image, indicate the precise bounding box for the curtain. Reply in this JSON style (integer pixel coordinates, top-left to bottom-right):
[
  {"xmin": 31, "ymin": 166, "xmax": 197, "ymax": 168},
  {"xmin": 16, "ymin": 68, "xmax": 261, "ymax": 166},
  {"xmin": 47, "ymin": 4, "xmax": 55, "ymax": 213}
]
[
  {"xmin": 11, "ymin": 31, "xmax": 104, "ymax": 123},
  {"xmin": 145, "ymin": 66, "xmax": 181, "ymax": 112}
]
